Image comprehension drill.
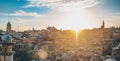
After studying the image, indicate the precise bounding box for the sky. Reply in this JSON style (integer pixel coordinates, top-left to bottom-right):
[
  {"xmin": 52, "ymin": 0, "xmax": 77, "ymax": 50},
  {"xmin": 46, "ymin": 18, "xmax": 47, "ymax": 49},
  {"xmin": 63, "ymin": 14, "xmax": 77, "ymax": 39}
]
[{"xmin": 0, "ymin": 0, "xmax": 120, "ymax": 31}]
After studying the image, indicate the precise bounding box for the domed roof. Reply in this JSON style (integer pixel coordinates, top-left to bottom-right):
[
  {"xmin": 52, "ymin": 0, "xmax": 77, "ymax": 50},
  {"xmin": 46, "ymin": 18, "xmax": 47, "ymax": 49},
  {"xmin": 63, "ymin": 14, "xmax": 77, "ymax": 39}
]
[
  {"xmin": 105, "ymin": 58, "xmax": 117, "ymax": 61},
  {"xmin": 1, "ymin": 32, "xmax": 12, "ymax": 42},
  {"xmin": 7, "ymin": 21, "xmax": 11, "ymax": 26}
]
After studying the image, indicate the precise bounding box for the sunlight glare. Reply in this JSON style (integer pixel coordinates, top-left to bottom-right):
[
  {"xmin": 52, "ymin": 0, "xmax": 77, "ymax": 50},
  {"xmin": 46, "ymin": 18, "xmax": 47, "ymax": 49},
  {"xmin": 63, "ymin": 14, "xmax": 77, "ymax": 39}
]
[{"xmin": 61, "ymin": 9, "xmax": 93, "ymax": 31}]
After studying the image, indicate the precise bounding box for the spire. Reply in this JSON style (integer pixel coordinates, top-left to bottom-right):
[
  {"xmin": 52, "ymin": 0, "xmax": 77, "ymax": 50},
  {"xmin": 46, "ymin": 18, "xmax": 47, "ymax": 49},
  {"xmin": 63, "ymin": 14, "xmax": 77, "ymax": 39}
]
[
  {"xmin": 101, "ymin": 20, "xmax": 105, "ymax": 29},
  {"xmin": 103, "ymin": 20, "xmax": 105, "ymax": 27}
]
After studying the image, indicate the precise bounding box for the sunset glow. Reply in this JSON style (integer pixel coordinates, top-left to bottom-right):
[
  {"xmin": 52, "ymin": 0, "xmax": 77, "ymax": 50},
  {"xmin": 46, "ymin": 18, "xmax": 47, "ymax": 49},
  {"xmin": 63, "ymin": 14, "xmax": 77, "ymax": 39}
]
[
  {"xmin": 58, "ymin": 8, "xmax": 94, "ymax": 30},
  {"xmin": 0, "ymin": 0, "xmax": 120, "ymax": 61},
  {"xmin": 0, "ymin": 0, "xmax": 120, "ymax": 31}
]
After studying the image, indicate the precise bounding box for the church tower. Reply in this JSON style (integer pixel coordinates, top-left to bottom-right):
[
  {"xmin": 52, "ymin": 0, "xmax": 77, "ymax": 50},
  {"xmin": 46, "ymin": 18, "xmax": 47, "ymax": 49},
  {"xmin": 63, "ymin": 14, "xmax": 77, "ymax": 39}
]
[
  {"xmin": 101, "ymin": 20, "xmax": 105, "ymax": 29},
  {"xmin": 7, "ymin": 22, "xmax": 11, "ymax": 33}
]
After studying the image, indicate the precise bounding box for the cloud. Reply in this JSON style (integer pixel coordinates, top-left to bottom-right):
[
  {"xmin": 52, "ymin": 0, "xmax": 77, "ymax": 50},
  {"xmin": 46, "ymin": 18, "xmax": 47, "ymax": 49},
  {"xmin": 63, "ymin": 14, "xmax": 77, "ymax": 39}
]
[
  {"xmin": 23, "ymin": 0, "xmax": 100, "ymax": 9},
  {"xmin": 3, "ymin": 10, "xmax": 46, "ymax": 17}
]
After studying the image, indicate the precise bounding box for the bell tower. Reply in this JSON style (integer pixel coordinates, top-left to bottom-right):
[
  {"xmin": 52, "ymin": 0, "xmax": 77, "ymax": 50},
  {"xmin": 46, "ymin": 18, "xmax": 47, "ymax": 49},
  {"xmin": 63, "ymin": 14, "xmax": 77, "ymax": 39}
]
[{"xmin": 7, "ymin": 22, "xmax": 11, "ymax": 33}]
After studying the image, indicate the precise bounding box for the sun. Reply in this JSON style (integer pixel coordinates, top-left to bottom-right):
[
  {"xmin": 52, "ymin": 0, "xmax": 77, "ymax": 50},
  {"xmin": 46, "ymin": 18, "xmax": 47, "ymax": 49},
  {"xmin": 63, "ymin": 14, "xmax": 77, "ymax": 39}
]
[{"xmin": 60, "ymin": 9, "xmax": 94, "ymax": 31}]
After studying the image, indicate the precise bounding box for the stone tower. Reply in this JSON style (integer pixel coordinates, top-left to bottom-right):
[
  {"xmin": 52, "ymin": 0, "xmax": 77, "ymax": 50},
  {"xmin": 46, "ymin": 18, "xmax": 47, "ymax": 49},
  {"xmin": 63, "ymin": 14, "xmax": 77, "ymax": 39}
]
[
  {"xmin": 7, "ymin": 22, "xmax": 11, "ymax": 33},
  {"xmin": 0, "ymin": 32, "xmax": 15, "ymax": 61}
]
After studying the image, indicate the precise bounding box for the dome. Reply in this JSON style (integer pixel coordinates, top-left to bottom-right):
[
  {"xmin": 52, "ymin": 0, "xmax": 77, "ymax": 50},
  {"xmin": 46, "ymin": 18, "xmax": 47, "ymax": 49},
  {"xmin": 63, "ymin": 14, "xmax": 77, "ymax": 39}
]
[
  {"xmin": 105, "ymin": 58, "xmax": 117, "ymax": 61},
  {"xmin": 1, "ymin": 33, "xmax": 12, "ymax": 42},
  {"xmin": 7, "ymin": 22, "xmax": 11, "ymax": 26}
]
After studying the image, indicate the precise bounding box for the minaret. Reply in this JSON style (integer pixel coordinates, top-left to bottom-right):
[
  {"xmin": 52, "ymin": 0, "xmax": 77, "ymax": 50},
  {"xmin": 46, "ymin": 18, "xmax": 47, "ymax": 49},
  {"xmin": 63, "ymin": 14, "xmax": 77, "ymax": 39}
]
[
  {"xmin": 101, "ymin": 20, "xmax": 105, "ymax": 29},
  {"xmin": 103, "ymin": 20, "xmax": 105, "ymax": 28},
  {"xmin": 32, "ymin": 27, "xmax": 35, "ymax": 31},
  {"xmin": 0, "ymin": 33, "xmax": 15, "ymax": 61},
  {"xmin": 7, "ymin": 22, "xmax": 11, "ymax": 33}
]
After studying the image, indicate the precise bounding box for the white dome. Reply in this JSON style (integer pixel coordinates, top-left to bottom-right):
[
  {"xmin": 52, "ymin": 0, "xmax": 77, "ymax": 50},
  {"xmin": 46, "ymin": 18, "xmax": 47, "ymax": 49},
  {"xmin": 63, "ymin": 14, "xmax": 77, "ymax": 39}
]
[{"xmin": 105, "ymin": 58, "xmax": 117, "ymax": 61}]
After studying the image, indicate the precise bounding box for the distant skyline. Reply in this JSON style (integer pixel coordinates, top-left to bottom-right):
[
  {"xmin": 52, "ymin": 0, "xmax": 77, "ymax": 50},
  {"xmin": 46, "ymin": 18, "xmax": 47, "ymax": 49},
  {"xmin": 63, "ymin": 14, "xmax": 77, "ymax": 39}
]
[{"xmin": 0, "ymin": 0, "xmax": 120, "ymax": 31}]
